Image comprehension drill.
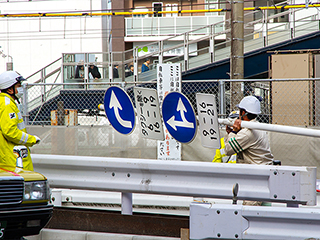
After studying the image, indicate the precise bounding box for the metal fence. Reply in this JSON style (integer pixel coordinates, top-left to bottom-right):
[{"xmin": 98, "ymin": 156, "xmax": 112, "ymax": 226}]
[
  {"xmin": 24, "ymin": 78, "xmax": 320, "ymax": 177},
  {"xmin": 24, "ymin": 78, "xmax": 320, "ymax": 125}
]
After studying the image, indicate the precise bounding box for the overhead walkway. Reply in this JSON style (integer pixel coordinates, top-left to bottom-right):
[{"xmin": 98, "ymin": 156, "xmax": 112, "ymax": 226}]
[
  {"xmin": 25, "ymin": 3, "xmax": 320, "ymax": 123},
  {"xmin": 186, "ymin": 30, "xmax": 320, "ymax": 80},
  {"xmin": 133, "ymin": 6, "xmax": 320, "ymax": 80}
]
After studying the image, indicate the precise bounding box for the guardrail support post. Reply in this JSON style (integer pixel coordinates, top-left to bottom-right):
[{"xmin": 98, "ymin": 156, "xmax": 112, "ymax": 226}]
[{"xmin": 121, "ymin": 192, "xmax": 133, "ymax": 215}]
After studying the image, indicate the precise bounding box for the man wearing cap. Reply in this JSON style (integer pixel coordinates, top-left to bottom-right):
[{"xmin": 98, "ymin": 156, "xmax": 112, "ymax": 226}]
[
  {"xmin": 0, "ymin": 71, "xmax": 41, "ymax": 170},
  {"xmin": 224, "ymin": 96, "xmax": 273, "ymax": 165}
]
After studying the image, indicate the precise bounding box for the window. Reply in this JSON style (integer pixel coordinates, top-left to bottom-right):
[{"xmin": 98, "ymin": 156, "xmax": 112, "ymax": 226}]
[
  {"xmin": 133, "ymin": 7, "xmax": 149, "ymax": 18},
  {"xmin": 165, "ymin": 3, "xmax": 178, "ymax": 17},
  {"xmin": 165, "ymin": 4, "xmax": 172, "ymax": 17},
  {"xmin": 206, "ymin": 0, "xmax": 219, "ymax": 15},
  {"xmin": 153, "ymin": 2, "xmax": 163, "ymax": 17}
]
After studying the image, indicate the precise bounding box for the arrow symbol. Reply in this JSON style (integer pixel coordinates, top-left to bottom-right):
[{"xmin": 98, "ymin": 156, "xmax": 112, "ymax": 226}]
[
  {"xmin": 167, "ymin": 98, "xmax": 194, "ymax": 131},
  {"xmin": 109, "ymin": 90, "xmax": 132, "ymax": 128}
]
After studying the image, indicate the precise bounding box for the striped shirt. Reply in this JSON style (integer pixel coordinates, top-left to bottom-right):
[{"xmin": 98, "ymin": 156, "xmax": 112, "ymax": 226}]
[{"xmin": 224, "ymin": 119, "xmax": 273, "ymax": 165}]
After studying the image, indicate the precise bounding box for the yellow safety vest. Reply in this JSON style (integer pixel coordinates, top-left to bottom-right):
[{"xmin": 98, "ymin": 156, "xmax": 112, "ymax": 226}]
[
  {"xmin": 0, "ymin": 93, "xmax": 37, "ymax": 170},
  {"xmin": 212, "ymin": 137, "xmax": 236, "ymax": 163}
]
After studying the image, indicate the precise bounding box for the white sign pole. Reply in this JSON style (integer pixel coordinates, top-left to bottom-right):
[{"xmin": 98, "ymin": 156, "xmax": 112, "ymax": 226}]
[{"xmin": 157, "ymin": 64, "xmax": 182, "ymax": 160}]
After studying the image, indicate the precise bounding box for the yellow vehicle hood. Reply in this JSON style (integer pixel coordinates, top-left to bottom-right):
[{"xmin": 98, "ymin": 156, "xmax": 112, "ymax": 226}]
[{"xmin": 0, "ymin": 165, "xmax": 46, "ymax": 181}]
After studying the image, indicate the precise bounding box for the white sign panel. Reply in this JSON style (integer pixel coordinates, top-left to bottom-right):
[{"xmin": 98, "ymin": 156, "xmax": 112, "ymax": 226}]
[
  {"xmin": 134, "ymin": 42, "xmax": 198, "ymax": 57},
  {"xmin": 196, "ymin": 93, "xmax": 221, "ymax": 149},
  {"xmin": 157, "ymin": 63, "xmax": 182, "ymax": 160},
  {"xmin": 134, "ymin": 87, "xmax": 164, "ymax": 140}
]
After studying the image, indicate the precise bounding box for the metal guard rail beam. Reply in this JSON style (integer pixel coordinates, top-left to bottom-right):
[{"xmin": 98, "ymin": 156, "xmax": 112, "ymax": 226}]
[
  {"xmin": 190, "ymin": 203, "xmax": 320, "ymax": 240},
  {"xmin": 32, "ymin": 154, "xmax": 316, "ymax": 205}
]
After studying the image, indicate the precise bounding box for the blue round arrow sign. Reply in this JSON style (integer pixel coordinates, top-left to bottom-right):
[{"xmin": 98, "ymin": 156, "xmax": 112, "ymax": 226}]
[
  {"xmin": 104, "ymin": 86, "xmax": 135, "ymax": 135},
  {"xmin": 162, "ymin": 92, "xmax": 197, "ymax": 143}
]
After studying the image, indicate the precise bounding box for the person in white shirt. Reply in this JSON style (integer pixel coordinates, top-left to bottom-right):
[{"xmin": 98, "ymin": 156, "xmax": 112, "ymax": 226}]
[{"xmin": 224, "ymin": 96, "xmax": 273, "ymax": 165}]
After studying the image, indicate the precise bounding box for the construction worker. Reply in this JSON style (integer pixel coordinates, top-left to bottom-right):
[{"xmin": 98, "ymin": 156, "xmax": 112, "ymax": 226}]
[
  {"xmin": 0, "ymin": 71, "xmax": 40, "ymax": 170},
  {"xmin": 212, "ymin": 110, "xmax": 239, "ymax": 163},
  {"xmin": 224, "ymin": 96, "xmax": 273, "ymax": 165}
]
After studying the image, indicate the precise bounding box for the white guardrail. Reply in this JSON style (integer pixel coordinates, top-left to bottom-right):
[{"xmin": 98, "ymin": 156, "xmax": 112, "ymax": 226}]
[
  {"xmin": 32, "ymin": 154, "xmax": 320, "ymax": 239},
  {"xmin": 190, "ymin": 202, "xmax": 320, "ymax": 240},
  {"xmin": 32, "ymin": 154, "xmax": 316, "ymax": 207}
]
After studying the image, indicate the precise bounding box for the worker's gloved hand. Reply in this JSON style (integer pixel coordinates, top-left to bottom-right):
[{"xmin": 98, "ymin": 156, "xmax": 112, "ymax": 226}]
[{"xmin": 34, "ymin": 135, "xmax": 41, "ymax": 144}]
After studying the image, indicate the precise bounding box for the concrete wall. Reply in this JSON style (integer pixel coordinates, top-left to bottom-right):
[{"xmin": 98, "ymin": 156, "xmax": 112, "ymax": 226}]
[{"xmin": 28, "ymin": 229, "xmax": 179, "ymax": 240}]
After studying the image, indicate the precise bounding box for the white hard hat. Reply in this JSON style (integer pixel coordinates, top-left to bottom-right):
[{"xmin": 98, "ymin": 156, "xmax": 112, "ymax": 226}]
[
  {"xmin": 236, "ymin": 96, "xmax": 261, "ymax": 114},
  {"xmin": 0, "ymin": 71, "xmax": 26, "ymax": 90}
]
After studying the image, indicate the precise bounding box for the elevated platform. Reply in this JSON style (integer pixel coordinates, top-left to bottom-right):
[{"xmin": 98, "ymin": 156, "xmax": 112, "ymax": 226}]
[
  {"xmin": 183, "ymin": 31, "xmax": 320, "ymax": 80},
  {"xmin": 28, "ymin": 31, "xmax": 320, "ymax": 123}
]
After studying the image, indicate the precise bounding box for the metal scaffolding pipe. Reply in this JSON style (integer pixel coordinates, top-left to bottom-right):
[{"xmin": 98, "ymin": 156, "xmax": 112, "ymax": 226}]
[
  {"xmin": 218, "ymin": 118, "xmax": 320, "ymax": 138},
  {"xmin": 1, "ymin": 4, "xmax": 320, "ymax": 18}
]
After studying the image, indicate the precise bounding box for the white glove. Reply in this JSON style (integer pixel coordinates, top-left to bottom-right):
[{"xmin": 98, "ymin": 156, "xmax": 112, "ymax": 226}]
[{"xmin": 34, "ymin": 135, "xmax": 41, "ymax": 144}]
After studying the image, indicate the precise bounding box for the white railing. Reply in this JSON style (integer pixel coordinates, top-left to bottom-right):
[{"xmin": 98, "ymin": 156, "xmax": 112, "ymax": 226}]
[
  {"xmin": 125, "ymin": 15, "xmax": 225, "ymax": 37},
  {"xmin": 32, "ymin": 154, "xmax": 317, "ymax": 214},
  {"xmin": 61, "ymin": 7, "xmax": 320, "ymax": 83}
]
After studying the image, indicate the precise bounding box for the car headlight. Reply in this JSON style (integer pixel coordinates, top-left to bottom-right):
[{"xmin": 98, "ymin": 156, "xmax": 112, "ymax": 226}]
[{"xmin": 24, "ymin": 181, "xmax": 50, "ymax": 201}]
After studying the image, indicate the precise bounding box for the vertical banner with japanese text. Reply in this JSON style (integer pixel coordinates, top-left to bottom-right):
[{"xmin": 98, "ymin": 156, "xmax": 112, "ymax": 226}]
[{"xmin": 157, "ymin": 64, "xmax": 182, "ymax": 160}]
